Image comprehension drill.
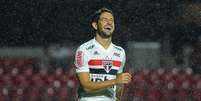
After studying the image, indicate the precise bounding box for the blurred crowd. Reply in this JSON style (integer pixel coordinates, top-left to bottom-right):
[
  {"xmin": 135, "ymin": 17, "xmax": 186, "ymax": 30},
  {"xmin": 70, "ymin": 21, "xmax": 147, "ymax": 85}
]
[
  {"xmin": 0, "ymin": 58, "xmax": 77, "ymax": 101},
  {"xmin": 0, "ymin": 58, "xmax": 201, "ymax": 101},
  {"xmin": 123, "ymin": 68, "xmax": 201, "ymax": 101}
]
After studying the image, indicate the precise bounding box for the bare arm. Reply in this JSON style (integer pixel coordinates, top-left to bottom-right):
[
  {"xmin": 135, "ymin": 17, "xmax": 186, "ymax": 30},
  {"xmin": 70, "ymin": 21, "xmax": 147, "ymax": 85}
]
[
  {"xmin": 77, "ymin": 72, "xmax": 116, "ymax": 92},
  {"xmin": 116, "ymin": 73, "xmax": 124, "ymax": 101},
  {"xmin": 77, "ymin": 72, "xmax": 131, "ymax": 93},
  {"xmin": 116, "ymin": 85, "xmax": 124, "ymax": 101}
]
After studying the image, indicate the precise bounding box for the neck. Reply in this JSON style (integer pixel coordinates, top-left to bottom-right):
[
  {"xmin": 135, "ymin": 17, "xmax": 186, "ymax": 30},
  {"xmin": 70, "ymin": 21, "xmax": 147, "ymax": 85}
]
[{"xmin": 95, "ymin": 32, "xmax": 112, "ymax": 49}]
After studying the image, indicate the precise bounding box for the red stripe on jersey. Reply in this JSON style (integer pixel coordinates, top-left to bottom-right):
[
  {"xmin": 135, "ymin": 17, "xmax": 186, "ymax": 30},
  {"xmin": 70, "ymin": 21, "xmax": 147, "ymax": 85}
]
[
  {"xmin": 113, "ymin": 60, "xmax": 121, "ymax": 67},
  {"xmin": 88, "ymin": 60, "xmax": 102, "ymax": 66},
  {"xmin": 88, "ymin": 59, "xmax": 121, "ymax": 67}
]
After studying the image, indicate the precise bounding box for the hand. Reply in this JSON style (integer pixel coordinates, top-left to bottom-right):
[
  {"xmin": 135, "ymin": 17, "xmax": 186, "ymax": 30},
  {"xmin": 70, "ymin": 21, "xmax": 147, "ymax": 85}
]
[{"xmin": 116, "ymin": 73, "xmax": 132, "ymax": 85}]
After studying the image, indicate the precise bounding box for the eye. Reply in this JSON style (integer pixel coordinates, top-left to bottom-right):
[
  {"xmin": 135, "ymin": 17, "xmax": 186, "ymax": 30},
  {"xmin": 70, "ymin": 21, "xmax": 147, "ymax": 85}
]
[
  {"xmin": 102, "ymin": 18, "xmax": 108, "ymax": 22},
  {"xmin": 100, "ymin": 18, "xmax": 113, "ymax": 22}
]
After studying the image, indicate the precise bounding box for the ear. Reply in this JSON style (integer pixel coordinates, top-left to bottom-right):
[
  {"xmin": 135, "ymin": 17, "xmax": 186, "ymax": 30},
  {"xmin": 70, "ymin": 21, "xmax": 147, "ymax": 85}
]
[{"xmin": 92, "ymin": 22, "xmax": 98, "ymax": 30}]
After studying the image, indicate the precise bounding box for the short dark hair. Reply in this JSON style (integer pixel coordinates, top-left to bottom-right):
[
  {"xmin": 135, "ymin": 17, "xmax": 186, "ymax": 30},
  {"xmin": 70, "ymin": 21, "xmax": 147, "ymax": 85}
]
[{"xmin": 90, "ymin": 7, "xmax": 113, "ymax": 23}]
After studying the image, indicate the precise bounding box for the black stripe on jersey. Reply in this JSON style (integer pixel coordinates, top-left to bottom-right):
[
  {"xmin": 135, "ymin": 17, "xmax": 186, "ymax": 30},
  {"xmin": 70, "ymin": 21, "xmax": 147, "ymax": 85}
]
[{"xmin": 89, "ymin": 68, "xmax": 118, "ymax": 75}]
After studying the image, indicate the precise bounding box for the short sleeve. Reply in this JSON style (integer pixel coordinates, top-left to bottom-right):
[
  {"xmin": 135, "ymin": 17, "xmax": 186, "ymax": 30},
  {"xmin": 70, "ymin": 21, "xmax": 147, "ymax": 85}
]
[
  {"xmin": 74, "ymin": 47, "xmax": 89, "ymax": 73},
  {"xmin": 118, "ymin": 49, "xmax": 126, "ymax": 74}
]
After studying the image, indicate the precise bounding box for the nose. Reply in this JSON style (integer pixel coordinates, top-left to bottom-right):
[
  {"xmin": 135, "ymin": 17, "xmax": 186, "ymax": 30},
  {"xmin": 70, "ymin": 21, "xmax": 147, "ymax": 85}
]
[
  {"xmin": 107, "ymin": 20, "xmax": 113, "ymax": 24},
  {"xmin": 106, "ymin": 20, "xmax": 112, "ymax": 26}
]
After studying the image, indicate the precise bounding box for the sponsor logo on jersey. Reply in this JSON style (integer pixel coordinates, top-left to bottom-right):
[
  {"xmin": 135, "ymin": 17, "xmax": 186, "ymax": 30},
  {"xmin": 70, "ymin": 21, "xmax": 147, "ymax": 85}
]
[
  {"xmin": 76, "ymin": 51, "xmax": 83, "ymax": 67},
  {"xmin": 113, "ymin": 52, "xmax": 120, "ymax": 57},
  {"xmin": 86, "ymin": 44, "xmax": 95, "ymax": 50},
  {"xmin": 93, "ymin": 51, "xmax": 99, "ymax": 55}
]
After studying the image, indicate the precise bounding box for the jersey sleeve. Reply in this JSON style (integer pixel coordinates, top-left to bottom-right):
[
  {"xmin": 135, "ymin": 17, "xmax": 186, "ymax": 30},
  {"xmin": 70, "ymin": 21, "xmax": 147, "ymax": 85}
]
[
  {"xmin": 74, "ymin": 47, "xmax": 89, "ymax": 73},
  {"xmin": 118, "ymin": 49, "xmax": 126, "ymax": 74}
]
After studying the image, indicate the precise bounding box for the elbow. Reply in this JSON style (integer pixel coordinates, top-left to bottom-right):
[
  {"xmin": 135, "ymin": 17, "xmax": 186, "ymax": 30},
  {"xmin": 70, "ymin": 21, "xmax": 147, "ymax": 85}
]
[
  {"xmin": 83, "ymin": 88, "xmax": 94, "ymax": 93},
  {"xmin": 81, "ymin": 82, "xmax": 96, "ymax": 93}
]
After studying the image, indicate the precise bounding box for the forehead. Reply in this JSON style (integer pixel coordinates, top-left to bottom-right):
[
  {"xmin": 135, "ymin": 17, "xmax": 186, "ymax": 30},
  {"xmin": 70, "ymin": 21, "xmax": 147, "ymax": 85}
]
[{"xmin": 99, "ymin": 12, "xmax": 114, "ymax": 19}]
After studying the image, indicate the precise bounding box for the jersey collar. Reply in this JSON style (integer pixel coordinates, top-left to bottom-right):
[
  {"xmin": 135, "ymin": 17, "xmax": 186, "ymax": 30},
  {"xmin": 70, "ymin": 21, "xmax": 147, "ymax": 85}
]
[{"xmin": 93, "ymin": 38, "xmax": 113, "ymax": 52}]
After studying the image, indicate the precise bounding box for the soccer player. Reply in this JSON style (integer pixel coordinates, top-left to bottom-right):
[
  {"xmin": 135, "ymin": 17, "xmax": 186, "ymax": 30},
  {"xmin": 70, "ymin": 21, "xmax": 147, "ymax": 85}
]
[{"xmin": 74, "ymin": 8, "xmax": 132, "ymax": 101}]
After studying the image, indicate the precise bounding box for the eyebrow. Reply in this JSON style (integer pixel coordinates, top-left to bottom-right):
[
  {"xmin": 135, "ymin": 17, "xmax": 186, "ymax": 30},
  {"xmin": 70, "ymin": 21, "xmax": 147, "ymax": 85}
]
[{"xmin": 100, "ymin": 17, "xmax": 114, "ymax": 20}]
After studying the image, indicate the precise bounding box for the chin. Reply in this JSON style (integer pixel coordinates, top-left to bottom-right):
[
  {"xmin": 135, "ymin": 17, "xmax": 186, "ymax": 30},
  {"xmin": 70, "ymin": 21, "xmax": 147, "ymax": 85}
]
[{"xmin": 99, "ymin": 31, "xmax": 112, "ymax": 38}]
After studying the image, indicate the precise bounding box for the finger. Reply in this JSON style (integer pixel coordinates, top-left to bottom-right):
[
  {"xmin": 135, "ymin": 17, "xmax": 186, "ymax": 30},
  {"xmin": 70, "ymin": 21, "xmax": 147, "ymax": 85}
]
[
  {"xmin": 124, "ymin": 73, "xmax": 132, "ymax": 77},
  {"xmin": 128, "ymin": 73, "xmax": 132, "ymax": 77},
  {"xmin": 124, "ymin": 80, "xmax": 131, "ymax": 84},
  {"xmin": 122, "ymin": 74, "xmax": 130, "ymax": 78},
  {"xmin": 122, "ymin": 80, "xmax": 128, "ymax": 84},
  {"xmin": 124, "ymin": 73, "xmax": 130, "ymax": 75},
  {"xmin": 124, "ymin": 75, "xmax": 132, "ymax": 79},
  {"xmin": 123, "ymin": 78, "xmax": 131, "ymax": 82},
  {"xmin": 125, "ymin": 78, "xmax": 131, "ymax": 82},
  {"xmin": 126, "ymin": 78, "xmax": 131, "ymax": 82}
]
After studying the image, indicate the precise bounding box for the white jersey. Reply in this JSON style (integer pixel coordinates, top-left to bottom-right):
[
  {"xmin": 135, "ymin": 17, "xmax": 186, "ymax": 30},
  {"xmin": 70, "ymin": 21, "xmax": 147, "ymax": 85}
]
[{"xmin": 74, "ymin": 38, "xmax": 126, "ymax": 101}]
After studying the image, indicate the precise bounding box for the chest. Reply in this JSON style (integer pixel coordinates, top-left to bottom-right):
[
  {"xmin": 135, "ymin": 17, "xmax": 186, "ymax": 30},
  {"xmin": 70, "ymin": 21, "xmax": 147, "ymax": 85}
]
[
  {"xmin": 87, "ymin": 49, "xmax": 122, "ymax": 61},
  {"xmin": 86, "ymin": 49, "xmax": 123, "ymax": 75}
]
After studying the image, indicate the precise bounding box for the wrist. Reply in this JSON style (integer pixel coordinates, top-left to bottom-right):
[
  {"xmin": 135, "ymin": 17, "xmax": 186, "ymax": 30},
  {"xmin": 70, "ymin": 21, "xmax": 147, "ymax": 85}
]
[{"xmin": 114, "ymin": 79, "xmax": 118, "ymax": 85}]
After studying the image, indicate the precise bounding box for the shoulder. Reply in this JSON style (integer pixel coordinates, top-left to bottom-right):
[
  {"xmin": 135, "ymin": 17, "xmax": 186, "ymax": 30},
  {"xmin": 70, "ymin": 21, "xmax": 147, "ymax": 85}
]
[
  {"xmin": 76, "ymin": 39, "xmax": 95, "ymax": 52},
  {"xmin": 112, "ymin": 43, "xmax": 125, "ymax": 53}
]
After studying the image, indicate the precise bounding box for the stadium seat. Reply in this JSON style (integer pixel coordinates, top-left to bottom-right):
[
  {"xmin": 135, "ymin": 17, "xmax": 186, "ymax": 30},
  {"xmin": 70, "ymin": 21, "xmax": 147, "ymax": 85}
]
[
  {"xmin": 0, "ymin": 88, "xmax": 10, "ymax": 101},
  {"xmin": 147, "ymin": 86, "xmax": 162, "ymax": 101}
]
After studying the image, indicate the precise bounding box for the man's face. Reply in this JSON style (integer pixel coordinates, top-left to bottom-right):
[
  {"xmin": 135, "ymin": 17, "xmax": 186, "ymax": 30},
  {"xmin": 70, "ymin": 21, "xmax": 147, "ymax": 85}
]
[{"xmin": 97, "ymin": 12, "xmax": 115, "ymax": 38}]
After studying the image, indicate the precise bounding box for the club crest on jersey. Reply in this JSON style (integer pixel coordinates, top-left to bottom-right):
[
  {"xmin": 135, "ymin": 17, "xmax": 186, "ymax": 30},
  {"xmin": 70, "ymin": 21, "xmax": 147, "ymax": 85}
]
[{"xmin": 103, "ymin": 61, "xmax": 112, "ymax": 73}]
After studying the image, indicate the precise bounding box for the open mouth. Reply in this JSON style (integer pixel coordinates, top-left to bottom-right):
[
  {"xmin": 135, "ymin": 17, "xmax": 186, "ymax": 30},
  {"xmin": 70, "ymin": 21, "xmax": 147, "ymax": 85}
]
[
  {"xmin": 104, "ymin": 26, "xmax": 112, "ymax": 31},
  {"xmin": 106, "ymin": 27, "xmax": 111, "ymax": 30}
]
